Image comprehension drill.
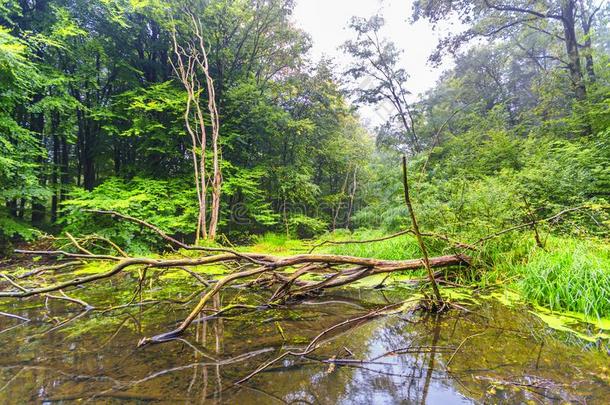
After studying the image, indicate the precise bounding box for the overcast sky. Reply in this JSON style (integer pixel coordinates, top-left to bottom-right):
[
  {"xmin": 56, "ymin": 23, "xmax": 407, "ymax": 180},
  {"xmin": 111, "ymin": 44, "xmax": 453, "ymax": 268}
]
[{"xmin": 292, "ymin": 0, "xmax": 458, "ymax": 126}]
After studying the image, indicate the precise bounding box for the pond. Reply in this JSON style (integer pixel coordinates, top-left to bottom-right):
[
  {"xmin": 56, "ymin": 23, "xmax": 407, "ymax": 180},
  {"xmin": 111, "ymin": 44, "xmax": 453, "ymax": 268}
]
[{"xmin": 0, "ymin": 284, "xmax": 608, "ymax": 404}]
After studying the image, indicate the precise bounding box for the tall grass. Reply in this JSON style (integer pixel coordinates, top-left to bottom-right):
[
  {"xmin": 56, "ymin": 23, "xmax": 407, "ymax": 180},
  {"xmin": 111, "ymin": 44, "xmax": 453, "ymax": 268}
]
[
  {"xmin": 247, "ymin": 232, "xmax": 306, "ymax": 255},
  {"xmin": 517, "ymin": 238, "xmax": 610, "ymax": 319},
  {"xmin": 321, "ymin": 229, "xmax": 448, "ymax": 260}
]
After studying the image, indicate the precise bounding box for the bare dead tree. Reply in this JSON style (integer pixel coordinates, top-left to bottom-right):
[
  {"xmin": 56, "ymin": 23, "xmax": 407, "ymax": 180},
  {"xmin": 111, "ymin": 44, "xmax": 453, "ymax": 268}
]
[{"xmin": 170, "ymin": 13, "xmax": 222, "ymax": 242}]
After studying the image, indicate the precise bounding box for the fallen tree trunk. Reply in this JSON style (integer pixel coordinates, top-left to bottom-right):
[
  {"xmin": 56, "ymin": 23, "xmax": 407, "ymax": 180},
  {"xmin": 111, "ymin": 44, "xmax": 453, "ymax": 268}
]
[{"xmin": 5, "ymin": 246, "xmax": 469, "ymax": 345}]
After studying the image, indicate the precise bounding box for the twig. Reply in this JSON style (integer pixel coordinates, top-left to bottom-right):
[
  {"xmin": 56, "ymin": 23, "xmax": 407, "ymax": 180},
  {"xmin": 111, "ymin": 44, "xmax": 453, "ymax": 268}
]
[
  {"xmin": 85, "ymin": 210, "xmax": 266, "ymax": 264},
  {"xmin": 17, "ymin": 261, "xmax": 83, "ymax": 279},
  {"xmin": 65, "ymin": 232, "xmax": 94, "ymax": 256},
  {"xmin": 475, "ymin": 206, "xmax": 587, "ymax": 244},
  {"xmin": 446, "ymin": 331, "xmax": 486, "ymax": 367},
  {"xmin": 0, "ymin": 274, "xmax": 28, "ymax": 292},
  {"xmin": 309, "ymin": 229, "xmax": 476, "ymax": 253},
  {"xmin": 0, "ymin": 311, "xmax": 30, "ymax": 322},
  {"xmin": 235, "ymin": 303, "xmax": 403, "ymax": 384},
  {"xmin": 45, "ymin": 290, "xmax": 95, "ymax": 310}
]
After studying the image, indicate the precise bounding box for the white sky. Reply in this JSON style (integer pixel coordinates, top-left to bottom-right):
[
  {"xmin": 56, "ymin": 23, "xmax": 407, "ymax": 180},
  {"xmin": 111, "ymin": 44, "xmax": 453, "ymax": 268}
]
[{"xmin": 292, "ymin": 0, "xmax": 459, "ymax": 126}]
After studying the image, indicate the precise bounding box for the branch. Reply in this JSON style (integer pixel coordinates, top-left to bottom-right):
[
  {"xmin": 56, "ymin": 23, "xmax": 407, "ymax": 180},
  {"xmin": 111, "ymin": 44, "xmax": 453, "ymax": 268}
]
[
  {"xmin": 309, "ymin": 229, "xmax": 476, "ymax": 254},
  {"xmin": 84, "ymin": 210, "xmax": 267, "ymax": 264},
  {"xmin": 402, "ymin": 156, "xmax": 443, "ymax": 304},
  {"xmin": 483, "ymin": 0, "xmax": 563, "ymax": 20},
  {"xmin": 475, "ymin": 205, "xmax": 588, "ymax": 245}
]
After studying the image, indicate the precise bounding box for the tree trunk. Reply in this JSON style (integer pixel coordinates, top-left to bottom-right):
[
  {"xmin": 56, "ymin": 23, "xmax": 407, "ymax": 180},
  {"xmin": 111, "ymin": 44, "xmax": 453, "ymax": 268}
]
[
  {"xmin": 51, "ymin": 122, "xmax": 60, "ymax": 224},
  {"xmin": 561, "ymin": 0, "xmax": 586, "ymax": 100},
  {"xmin": 31, "ymin": 102, "xmax": 46, "ymax": 227},
  {"xmin": 577, "ymin": 0, "xmax": 596, "ymax": 83},
  {"xmin": 60, "ymin": 133, "xmax": 70, "ymax": 204},
  {"xmin": 82, "ymin": 124, "xmax": 96, "ymax": 191}
]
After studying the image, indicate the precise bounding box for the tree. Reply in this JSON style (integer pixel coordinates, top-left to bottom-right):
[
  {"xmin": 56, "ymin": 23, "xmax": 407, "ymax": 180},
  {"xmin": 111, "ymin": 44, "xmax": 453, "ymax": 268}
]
[
  {"xmin": 412, "ymin": 0, "xmax": 607, "ymax": 101},
  {"xmin": 170, "ymin": 12, "xmax": 222, "ymax": 242},
  {"xmin": 343, "ymin": 16, "xmax": 421, "ymax": 153}
]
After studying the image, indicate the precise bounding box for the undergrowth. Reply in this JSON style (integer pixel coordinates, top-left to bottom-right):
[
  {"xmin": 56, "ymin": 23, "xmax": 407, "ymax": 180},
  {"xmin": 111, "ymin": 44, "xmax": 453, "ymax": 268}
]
[
  {"xmin": 319, "ymin": 229, "xmax": 449, "ymax": 260},
  {"xmin": 516, "ymin": 238, "xmax": 610, "ymax": 319}
]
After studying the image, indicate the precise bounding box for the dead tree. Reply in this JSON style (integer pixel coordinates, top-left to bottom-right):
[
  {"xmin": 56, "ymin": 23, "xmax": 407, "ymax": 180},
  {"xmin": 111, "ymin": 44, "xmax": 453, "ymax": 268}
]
[
  {"xmin": 170, "ymin": 13, "xmax": 222, "ymax": 242},
  {"xmin": 4, "ymin": 207, "xmax": 470, "ymax": 345},
  {"xmin": 402, "ymin": 156, "xmax": 443, "ymax": 305},
  {"xmin": 2, "ymin": 202, "xmax": 595, "ymax": 346}
]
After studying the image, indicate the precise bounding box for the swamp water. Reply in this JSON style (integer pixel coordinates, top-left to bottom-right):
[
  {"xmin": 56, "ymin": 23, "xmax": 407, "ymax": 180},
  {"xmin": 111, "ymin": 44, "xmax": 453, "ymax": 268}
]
[{"xmin": 0, "ymin": 280, "xmax": 609, "ymax": 404}]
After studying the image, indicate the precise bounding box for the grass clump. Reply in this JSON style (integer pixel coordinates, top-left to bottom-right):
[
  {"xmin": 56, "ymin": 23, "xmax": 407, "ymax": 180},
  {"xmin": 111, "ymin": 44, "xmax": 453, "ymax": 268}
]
[{"xmin": 517, "ymin": 238, "xmax": 610, "ymax": 319}]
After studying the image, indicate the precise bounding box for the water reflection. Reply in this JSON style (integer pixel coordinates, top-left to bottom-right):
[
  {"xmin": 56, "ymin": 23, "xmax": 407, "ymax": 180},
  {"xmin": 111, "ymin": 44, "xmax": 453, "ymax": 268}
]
[{"xmin": 0, "ymin": 288, "xmax": 608, "ymax": 404}]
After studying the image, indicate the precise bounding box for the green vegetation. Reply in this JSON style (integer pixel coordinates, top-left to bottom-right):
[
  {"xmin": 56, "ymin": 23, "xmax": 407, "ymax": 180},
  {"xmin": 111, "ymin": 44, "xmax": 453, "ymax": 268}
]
[
  {"xmin": 519, "ymin": 238, "xmax": 610, "ymax": 318},
  {"xmin": 0, "ymin": 0, "xmax": 609, "ymax": 324}
]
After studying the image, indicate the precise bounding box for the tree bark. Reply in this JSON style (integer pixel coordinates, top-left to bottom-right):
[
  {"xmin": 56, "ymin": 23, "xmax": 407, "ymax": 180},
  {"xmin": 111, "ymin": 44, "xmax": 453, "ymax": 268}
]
[
  {"xmin": 577, "ymin": 0, "xmax": 596, "ymax": 83},
  {"xmin": 560, "ymin": 0, "xmax": 586, "ymax": 100}
]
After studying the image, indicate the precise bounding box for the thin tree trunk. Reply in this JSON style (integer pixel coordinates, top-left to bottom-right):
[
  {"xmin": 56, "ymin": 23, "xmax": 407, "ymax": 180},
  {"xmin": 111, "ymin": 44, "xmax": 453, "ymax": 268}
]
[
  {"xmin": 402, "ymin": 156, "xmax": 443, "ymax": 304},
  {"xmin": 195, "ymin": 15, "xmax": 222, "ymax": 241},
  {"xmin": 31, "ymin": 103, "xmax": 46, "ymax": 227},
  {"xmin": 333, "ymin": 171, "xmax": 351, "ymax": 231},
  {"xmin": 60, "ymin": 134, "xmax": 69, "ymax": 204},
  {"xmin": 51, "ymin": 117, "xmax": 60, "ymax": 224},
  {"xmin": 172, "ymin": 14, "xmax": 223, "ymax": 242},
  {"xmin": 346, "ymin": 168, "xmax": 358, "ymax": 229}
]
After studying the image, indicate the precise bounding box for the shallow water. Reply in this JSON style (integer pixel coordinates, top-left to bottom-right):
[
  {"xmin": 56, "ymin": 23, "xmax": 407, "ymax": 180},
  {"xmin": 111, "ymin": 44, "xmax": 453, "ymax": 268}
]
[{"xmin": 0, "ymin": 284, "xmax": 608, "ymax": 404}]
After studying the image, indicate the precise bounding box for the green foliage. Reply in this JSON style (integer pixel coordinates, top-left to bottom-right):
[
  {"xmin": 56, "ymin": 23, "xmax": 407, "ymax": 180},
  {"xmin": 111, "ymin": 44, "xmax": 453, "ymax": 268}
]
[
  {"xmin": 61, "ymin": 177, "xmax": 198, "ymax": 253},
  {"xmin": 288, "ymin": 214, "xmax": 327, "ymax": 239},
  {"xmin": 248, "ymin": 232, "xmax": 305, "ymax": 255},
  {"xmin": 221, "ymin": 165, "xmax": 279, "ymax": 232},
  {"xmin": 518, "ymin": 238, "xmax": 610, "ymax": 318},
  {"xmin": 0, "ymin": 23, "xmax": 49, "ymax": 241}
]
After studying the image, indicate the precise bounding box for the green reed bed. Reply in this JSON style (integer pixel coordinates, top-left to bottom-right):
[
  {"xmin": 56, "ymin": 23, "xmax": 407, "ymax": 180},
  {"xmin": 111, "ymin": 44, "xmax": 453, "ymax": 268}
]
[{"xmin": 517, "ymin": 238, "xmax": 610, "ymax": 319}]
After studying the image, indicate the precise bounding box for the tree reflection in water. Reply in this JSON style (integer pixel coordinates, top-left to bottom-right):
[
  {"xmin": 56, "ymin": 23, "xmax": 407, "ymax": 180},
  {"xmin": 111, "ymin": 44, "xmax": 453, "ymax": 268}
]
[{"xmin": 0, "ymin": 288, "xmax": 607, "ymax": 403}]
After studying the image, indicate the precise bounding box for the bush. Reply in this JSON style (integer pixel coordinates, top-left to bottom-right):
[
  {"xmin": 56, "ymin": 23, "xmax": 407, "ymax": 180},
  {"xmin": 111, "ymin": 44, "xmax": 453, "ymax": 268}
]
[
  {"xmin": 61, "ymin": 177, "xmax": 199, "ymax": 254},
  {"xmin": 288, "ymin": 214, "xmax": 327, "ymax": 239}
]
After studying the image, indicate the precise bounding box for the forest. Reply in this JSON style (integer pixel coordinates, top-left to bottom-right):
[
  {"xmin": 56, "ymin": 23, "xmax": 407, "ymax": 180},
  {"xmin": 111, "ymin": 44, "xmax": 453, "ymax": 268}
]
[{"xmin": 0, "ymin": 0, "xmax": 609, "ymax": 403}]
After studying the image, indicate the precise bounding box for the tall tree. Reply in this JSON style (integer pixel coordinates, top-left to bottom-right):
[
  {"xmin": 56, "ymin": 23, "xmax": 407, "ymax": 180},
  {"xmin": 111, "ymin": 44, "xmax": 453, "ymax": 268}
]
[
  {"xmin": 412, "ymin": 0, "xmax": 606, "ymax": 101},
  {"xmin": 343, "ymin": 16, "xmax": 421, "ymax": 153},
  {"xmin": 171, "ymin": 12, "xmax": 222, "ymax": 242}
]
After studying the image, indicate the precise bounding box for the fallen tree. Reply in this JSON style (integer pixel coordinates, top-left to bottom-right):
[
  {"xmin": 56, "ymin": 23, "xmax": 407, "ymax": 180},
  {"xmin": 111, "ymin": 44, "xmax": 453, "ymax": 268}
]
[
  {"xmin": 1, "ymin": 156, "xmax": 596, "ymax": 346},
  {"xmin": 9, "ymin": 230, "xmax": 469, "ymax": 345},
  {"xmin": 1, "ymin": 201, "xmax": 595, "ymax": 345}
]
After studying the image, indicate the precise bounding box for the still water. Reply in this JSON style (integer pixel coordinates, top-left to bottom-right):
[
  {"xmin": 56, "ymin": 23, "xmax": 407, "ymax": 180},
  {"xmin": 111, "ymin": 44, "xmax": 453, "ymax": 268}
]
[{"xmin": 0, "ymin": 285, "xmax": 608, "ymax": 404}]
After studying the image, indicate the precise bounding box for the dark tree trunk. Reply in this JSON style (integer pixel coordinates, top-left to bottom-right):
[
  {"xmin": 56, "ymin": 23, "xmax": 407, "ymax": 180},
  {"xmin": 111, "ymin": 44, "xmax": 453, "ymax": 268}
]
[
  {"xmin": 51, "ymin": 122, "xmax": 60, "ymax": 223},
  {"xmin": 6, "ymin": 200, "xmax": 18, "ymax": 217},
  {"xmin": 31, "ymin": 100, "xmax": 46, "ymax": 227},
  {"xmin": 77, "ymin": 108, "xmax": 96, "ymax": 191},
  {"xmin": 578, "ymin": 0, "xmax": 596, "ymax": 83},
  {"xmin": 60, "ymin": 133, "xmax": 69, "ymax": 203},
  {"xmin": 83, "ymin": 131, "xmax": 96, "ymax": 191},
  {"xmin": 560, "ymin": 0, "xmax": 586, "ymax": 100},
  {"xmin": 18, "ymin": 199, "xmax": 25, "ymax": 219}
]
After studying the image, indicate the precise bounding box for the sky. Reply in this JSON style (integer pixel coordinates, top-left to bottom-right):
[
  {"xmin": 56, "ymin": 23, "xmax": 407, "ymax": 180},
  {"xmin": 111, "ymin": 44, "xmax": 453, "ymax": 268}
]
[{"xmin": 292, "ymin": 0, "xmax": 458, "ymax": 126}]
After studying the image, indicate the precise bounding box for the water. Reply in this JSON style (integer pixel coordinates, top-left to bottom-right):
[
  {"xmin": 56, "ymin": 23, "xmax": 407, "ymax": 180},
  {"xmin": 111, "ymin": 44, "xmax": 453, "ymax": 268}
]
[{"xmin": 0, "ymin": 284, "xmax": 608, "ymax": 404}]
